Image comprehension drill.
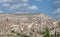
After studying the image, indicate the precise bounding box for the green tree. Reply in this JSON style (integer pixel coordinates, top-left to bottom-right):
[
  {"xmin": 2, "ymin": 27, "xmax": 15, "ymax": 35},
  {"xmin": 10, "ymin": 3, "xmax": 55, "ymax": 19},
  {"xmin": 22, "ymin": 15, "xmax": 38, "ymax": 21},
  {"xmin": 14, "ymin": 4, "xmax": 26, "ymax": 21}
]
[{"xmin": 42, "ymin": 27, "xmax": 50, "ymax": 37}]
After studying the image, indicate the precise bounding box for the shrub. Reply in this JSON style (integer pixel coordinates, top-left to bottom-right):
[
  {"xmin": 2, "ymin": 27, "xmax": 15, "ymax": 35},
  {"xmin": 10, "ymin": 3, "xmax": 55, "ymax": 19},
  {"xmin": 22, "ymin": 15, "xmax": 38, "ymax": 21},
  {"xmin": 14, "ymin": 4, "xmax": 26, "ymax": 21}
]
[
  {"xmin": 8, "ymin": 30, "xmax": 30, "ymax": 37},
  {"xmin": 42, "ymin": 27, "xmax": 50, "ymax": 37}
]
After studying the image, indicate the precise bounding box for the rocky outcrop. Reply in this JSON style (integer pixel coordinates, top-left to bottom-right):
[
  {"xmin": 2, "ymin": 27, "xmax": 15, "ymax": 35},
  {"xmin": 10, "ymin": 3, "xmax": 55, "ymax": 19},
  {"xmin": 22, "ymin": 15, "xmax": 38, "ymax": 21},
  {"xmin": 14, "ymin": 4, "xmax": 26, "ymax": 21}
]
[{"xmin": 0, "ymin": 13, "xmax": 60, "ymax": 37}]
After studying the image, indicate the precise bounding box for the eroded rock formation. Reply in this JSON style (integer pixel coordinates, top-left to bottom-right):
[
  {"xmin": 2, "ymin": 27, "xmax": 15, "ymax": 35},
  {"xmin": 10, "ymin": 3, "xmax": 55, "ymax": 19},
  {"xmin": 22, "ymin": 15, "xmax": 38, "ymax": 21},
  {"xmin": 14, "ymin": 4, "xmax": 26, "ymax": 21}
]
[{"xmin": 0, "ymin": 13, "xmax": 60, "ymax": 37}]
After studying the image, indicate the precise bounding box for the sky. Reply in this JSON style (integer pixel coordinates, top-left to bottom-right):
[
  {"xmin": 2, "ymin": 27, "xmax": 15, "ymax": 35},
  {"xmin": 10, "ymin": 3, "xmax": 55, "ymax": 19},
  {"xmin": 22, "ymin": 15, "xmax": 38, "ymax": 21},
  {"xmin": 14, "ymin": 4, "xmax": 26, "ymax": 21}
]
[{"xmin": 0, "ymin": 0, "xmax": 60, "ymax": 19}]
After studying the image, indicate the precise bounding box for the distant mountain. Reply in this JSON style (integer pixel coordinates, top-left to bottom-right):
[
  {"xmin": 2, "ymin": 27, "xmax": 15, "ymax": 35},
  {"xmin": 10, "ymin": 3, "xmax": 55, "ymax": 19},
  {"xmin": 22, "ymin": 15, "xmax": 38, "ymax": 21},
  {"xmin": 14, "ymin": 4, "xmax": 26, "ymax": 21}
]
[{"xmin": 0, "ymin": 13, "xmax": 60, "ymax": 37}]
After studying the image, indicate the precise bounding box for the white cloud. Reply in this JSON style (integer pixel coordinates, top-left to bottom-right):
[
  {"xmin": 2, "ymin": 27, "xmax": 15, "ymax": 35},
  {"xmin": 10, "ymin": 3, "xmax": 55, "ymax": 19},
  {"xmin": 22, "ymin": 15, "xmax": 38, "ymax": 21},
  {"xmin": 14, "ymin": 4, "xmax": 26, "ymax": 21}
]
[
  {"xmin": 0, "ymin": 10, "xmax": 4, "ymax": 13},
  {"xmin": 0, "ymin": 0, "xmax": 28, "ymax": 3},
  {"xmin": 2, "ymin": 3, "xmax": 10, "ymax": 7},
  {"xmin": 53, "ymin": 0, "xmax": 60, "ymax": 19},
  {"xmin": 9, "ymin": 4, "xmax": 38, "ymax": 10},
  {"xmin": 9, "ymin": 4, "xmax": 22, "ymax": 10},
  {"xmin": 16, "ymin": 11, "xmax": 29, "ymax": 14},
  {"xmin": 53, "ymin": 8, "xmax": 60, "ymax": 19},
  {"xmin": 36, "ymin": 0, "xmax": 41, "ymax": 1},
  {"xmin": 27, "ymin": 5, "xmax": 38, "ymax": 10},
  {"xmin": 54, "ymin": 0, "xmax": 60, "ymax": 7},
  {"xmin": 54, "ymin": 1, "xmax": 60, "ymax": 5},
  {"xmin": 53, "ymin": 8, "xmax": 60, "ymax": 14},
  {"xmin": 0, "ymin": 0, "xmax": 38, "ymax": 14},
  {"xmin": 23, "ymin": 3, "xmax": 29, "ymax": 6},
  {"xmin": 22, "ymin": 0, "xmax": 28, "ymax": 2},
  {"xmin": 53, "ymin": 0, "xmax": 60, "ymax": 14},
  {"xmin": 0, "ymin": 0, "xmax": 12, "ymax": 3},
  {"xmin": 9, "ymin": 3, "xmax": 29, "ymax": 10},
  {"xmin": 9, "ymin": 5, "xmax": 38, "ymax": 14}
]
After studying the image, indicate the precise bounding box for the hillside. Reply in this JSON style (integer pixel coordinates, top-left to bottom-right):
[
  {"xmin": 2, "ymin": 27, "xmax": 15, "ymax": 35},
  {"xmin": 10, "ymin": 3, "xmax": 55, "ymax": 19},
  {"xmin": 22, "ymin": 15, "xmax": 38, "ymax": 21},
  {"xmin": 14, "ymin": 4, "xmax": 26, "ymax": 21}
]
[{"xmin": 0, "ymin": 13, "xmax": 60, "ymax": 37}]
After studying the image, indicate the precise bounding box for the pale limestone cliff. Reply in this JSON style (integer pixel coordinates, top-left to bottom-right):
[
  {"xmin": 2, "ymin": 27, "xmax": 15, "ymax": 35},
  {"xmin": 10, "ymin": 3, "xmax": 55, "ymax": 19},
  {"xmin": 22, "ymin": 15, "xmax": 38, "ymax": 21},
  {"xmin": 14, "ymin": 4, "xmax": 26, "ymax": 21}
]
[{"xmin": 0, "ymin": 13, "xmax": 60, "ymax": 37}]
